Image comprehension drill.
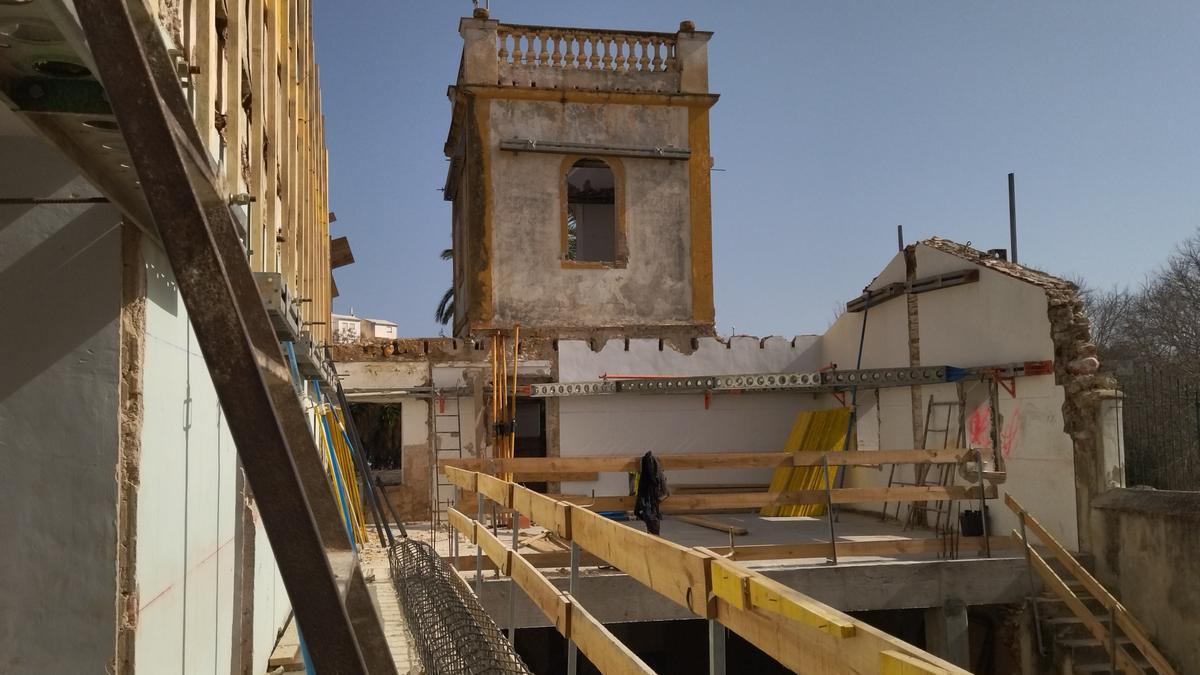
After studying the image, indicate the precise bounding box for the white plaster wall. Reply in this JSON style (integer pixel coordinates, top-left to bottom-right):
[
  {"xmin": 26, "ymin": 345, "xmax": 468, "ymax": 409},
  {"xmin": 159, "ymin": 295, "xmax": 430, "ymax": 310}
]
[
  {"xmin": 135, "ymin": 239, "xmax": 246, "ymax": 673},
  {"xmin": 0, "ymin": 139, "xmax": 123, "ymax": 673},
  {"xmin": 558, "ymin": 336, "xmax": 824, "ymax": 494},
  {"xmin": 134, "ymin": 239, "xmax": 292, "ymax": 673},
  {"xmin": 830, "ymin": 245, "xmax": 1079, "ymax": 548},
  {"xmin": 251, "ymin": 516, "xmax": 290, "ymax": 675}
]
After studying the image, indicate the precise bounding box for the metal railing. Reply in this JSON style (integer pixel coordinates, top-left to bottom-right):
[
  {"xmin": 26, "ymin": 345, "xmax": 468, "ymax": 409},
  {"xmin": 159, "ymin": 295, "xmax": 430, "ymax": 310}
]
[
  {"xmin": 1007, "ymin": 495, "xmax": 1177, "ymax": 674},
  {"xmin": 1117, "ymin": 365, "xmax": 1200, "ymax": 491}
]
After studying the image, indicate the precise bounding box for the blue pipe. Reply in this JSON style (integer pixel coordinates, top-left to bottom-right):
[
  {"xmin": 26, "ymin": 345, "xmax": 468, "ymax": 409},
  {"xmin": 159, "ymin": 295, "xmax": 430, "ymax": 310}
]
[{"xmin": 312, "ymin": 380, "xmax": 357, "ymax": 552}]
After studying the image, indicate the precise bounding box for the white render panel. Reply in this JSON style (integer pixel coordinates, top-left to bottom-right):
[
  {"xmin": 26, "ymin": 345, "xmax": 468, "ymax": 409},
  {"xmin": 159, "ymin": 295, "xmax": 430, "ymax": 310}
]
[{"xmin": 0, "ymin": 145, "xmax": 123, "ymax": 673}]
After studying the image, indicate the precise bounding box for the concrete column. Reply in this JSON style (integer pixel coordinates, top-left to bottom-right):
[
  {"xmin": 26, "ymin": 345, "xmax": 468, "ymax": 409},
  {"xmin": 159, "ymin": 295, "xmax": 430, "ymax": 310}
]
[
  {"xmin": 924, "ymin": 598, "xmax": 970, "ymax": 669},
  {"xmin": 675, "ymin": 21, "xmax": 713, "ymax": 94},
  {"xmin": 458, "ymin": 12, "xmax": 499, "ymax": 86}
]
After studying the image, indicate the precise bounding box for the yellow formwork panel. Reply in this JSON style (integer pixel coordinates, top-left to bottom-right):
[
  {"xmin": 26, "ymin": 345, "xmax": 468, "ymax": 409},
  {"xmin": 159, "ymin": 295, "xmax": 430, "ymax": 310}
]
[{"xmin": 761, "ymin": 408, "xmax": 852, "ymax": 517}]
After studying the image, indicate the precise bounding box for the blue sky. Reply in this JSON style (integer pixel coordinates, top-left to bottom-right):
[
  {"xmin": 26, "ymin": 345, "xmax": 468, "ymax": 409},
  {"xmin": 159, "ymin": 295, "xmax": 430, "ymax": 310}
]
[{"xmin": 313, "ymin": 1, "xmax": 1200, "ymax": 337}]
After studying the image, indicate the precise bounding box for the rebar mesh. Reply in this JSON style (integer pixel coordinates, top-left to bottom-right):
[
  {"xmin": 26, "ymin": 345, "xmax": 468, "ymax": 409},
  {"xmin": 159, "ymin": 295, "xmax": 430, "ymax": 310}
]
[{"xmin": 389, "ymin": 538, "xmax": 530, "ymax": 674}]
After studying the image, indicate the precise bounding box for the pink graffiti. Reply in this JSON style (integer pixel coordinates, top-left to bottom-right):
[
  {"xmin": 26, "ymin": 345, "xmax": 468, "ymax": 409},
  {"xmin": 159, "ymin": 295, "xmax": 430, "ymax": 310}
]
[
  {"xmin": 966, "ymin": 403, "xmax": 1024, "ymax": 457},
  {"xmin": 1001, "ymin": 405, "xmax": 1022, "ymax": 457},
  {"xmin": 968, "ymin": 405, "xmax": 992, "ymax": 448}
]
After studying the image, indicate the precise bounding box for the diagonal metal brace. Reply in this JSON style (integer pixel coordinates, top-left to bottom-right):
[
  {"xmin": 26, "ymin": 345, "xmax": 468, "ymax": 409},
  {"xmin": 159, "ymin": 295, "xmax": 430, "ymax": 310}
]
[{"xmin": 72, "ymin": 2, "xmax": 396, "ymax": 673}]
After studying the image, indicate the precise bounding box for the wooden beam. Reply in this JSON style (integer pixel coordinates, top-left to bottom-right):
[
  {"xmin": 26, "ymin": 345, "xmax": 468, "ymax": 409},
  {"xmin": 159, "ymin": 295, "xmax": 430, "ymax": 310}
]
[
  {"xmin": 548, "ymin": 485, "xmax": 995, "ymax": 513},
  {"xmin": 451, "ymin": 468, "xmax": 971, "ymax": 674},
  {"xmin": 881, "ymin": 650, "xmax": 952, "ymax": 674},
  {"xmin": 441, "ymin": 449, "xmax": 965, "ymax": 475},
  {"xmin": 710, "ymin": 536, "xmax": 1013, "ymax": 561},
  {"xmin": 570, "ymin": 505, "xmax": 712, "ymax": 617},
  {"xmin": 450, "ymin": 507, "xmax": 656, "ymax": 674},
  {"xmin": 708, "ymin": 555, "xmax": 856, "ymax": 638},
  {"xmin": 713, "ymin": 594, "xmax": 962, "ymax": 674},
  {"xmin": 675, "ymin": 515, "xmax": 748, "ymax": 536},
  {"xmin": 568, "ymin": 602, "xmax": 656, "ymax": 675},
  {"xmin": 444, "ymin": 536, "xmax": 1012, "ymax": 570}
]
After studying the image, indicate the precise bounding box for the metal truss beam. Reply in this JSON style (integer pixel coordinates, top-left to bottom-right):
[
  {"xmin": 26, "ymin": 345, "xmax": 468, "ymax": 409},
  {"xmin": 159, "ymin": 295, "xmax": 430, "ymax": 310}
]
[{"xmin": 529, "ymin": 360, "xmax": 1054, "ymax": 398}]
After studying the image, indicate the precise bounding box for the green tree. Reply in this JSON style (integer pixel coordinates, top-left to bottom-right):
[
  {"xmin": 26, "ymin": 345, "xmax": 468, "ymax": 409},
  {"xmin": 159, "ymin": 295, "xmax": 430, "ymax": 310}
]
[{"xmin": 435, "ymin": 248, "xmax": 454, "ymax": 327}]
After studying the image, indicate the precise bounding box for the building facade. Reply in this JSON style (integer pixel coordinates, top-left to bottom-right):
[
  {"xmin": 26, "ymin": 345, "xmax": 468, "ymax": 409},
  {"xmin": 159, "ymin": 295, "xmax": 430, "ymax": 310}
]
[
  {"xmin": 443, "ymin": 15, "xmax": 717, "ymax": 337},
  {"xmin": 0, "ymin": 0, "xmax": 339, "ymax": 672}
]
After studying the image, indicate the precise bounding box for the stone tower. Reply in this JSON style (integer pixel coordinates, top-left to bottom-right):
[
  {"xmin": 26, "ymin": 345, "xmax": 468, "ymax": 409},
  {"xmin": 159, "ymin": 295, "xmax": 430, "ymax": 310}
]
[{"xmin": 443, "ymin": 12, "xmax": 717, "ymax": 338}]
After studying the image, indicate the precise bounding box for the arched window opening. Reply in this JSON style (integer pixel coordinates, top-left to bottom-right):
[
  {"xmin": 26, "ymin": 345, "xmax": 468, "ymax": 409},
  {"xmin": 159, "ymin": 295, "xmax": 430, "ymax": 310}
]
[{"xmin": 565, "ymin": 158, "xmax": 616, "ymax": 263}]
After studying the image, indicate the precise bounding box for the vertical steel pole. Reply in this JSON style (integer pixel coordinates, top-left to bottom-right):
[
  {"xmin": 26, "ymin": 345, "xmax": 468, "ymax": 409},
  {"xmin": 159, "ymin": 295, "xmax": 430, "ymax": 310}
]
[
  {"xmin": 507, "ymin": 516, "xmax": 519, "ymax": 642},
  {"xmin": 567, "ymin": 542, "xmax": 580, "ymax": 675},
  {"xmin": 708, "ymin": 620, "xmax": 726, "ymax": 675},
  {"xmin": 1019, "ymin": 513, "xmax": 1045, "ymax": 656},
  {"xmin": 977, "ymin": 448, "xmax": 991, "ymax": 558},
  {"xmin": 823, "ymin": 455, "xmax": 838, "ymax": 565},
  {"xmin": 1008, "ymin": 172, "xmax": 1018, "ymax": 264},
  {"xmin": 475, "ymin": 493, "xmax": 485, "ymax": 596}
]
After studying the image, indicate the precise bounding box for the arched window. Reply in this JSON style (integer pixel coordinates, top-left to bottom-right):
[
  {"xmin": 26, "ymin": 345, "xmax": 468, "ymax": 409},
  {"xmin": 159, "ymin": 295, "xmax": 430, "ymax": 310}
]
[{"xmin": 565, "ymin": 158, "xmax": 616, "ymax": 263}]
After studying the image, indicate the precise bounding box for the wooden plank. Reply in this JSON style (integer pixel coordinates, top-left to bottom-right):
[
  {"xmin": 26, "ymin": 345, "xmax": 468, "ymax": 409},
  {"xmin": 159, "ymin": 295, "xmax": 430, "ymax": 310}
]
[
  {"xmin": 570, "ymin": 505, "xmax": 712, "ymax": 617},
  {"xmin": 477, "ymin": 472, "xmax": 513, "ymax": 508},
  {"xmin": 443, "ymin": 465, "xmax": 476, "ymax": 492},
  {"xmin": 675, "ymin": 514, "xmax": 748, "ymax": 536},
  {"xmin": 474, "ymin": 517, "xmax": 512, "ymax": 575},
  {"xmin": 512, "ymin": 484, "xmax": 570, "ymax": 537},
  {"xmin": 446, "ymin": 507, "xmax": 475, "ymax": 544},
  {"xmin": 444, "ymin": 550, "xmax": 606, "ymax": 571},
  {"xmin": 546, "ymin": 485, "xmax": 994, "ymax": 513},
  {"xmin": 881, "ymin": 650, "xmax": 952, "ymax": 674},
  {"xmin": 568, "ymin": 602, "xmax": 656, "ymax": 675},
  {"xmin": 440, "ymin": 449, "xmax": 963, "ymax": 475},
  {"xmin": 508, "ymin": 552, "xmax": 566, "ymax": 623},
  {"xmin": 710, "ymin": 536, "xmax": 1012, "ymax": 561},
  {"xmin": 1007, "ymin": 496, "xmax": 1173, "ymax": 674}
]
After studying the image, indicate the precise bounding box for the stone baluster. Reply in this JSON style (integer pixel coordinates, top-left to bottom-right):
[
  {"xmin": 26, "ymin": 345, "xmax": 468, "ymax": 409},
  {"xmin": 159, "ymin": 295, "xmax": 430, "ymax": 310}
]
[
  {"xmin": 666, "ymin": 41, "xmax": 678, "ymax": 71},
  {"xmin": 601, "ymin": 35, "xmax": 613, "ymax": 70},
  {"xmin": 512, "ymin": 31, "xmax": 524, "ymax": 65},
  {"xmin": 638, "ymin": 37, "xmax": 650, "ymax": 72},
  {"xmin": 564, "ymin": 32, "xmax": 578, "ymax": 67},
  {"xmin": 587, "ymin": 35, "xmax": 600, "ymax": 69},
  {"xmin": 538, "ymin": 31, "xmax": 550, "ymax": 66},
  {"xmin": 615, "ymin": 36, "xmax": 629, "ymax": 71},
  {"xmin": 550, "ymin": 32, "xmax": 562, "ymax": 67},
  {"xmin": 650, "ymin": 37, "xmax": 663, "ymax": 72},
  {"xmin": 497, "ymin": 30, "xmax": 510, "ymax": 63}
]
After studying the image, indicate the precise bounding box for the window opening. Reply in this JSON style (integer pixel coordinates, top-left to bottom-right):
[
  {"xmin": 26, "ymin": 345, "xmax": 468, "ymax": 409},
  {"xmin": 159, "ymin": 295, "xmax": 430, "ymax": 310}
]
[{"xmin": 566, "ymin": 158, "xmax": 616, "ymax": 263}]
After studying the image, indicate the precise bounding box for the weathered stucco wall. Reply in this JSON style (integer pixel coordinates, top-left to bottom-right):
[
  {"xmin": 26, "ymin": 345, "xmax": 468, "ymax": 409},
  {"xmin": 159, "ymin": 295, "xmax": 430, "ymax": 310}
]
[
  {"xmin": 1090, "ymin": 489, "xmax": 1200, "ymax": 672},
  {"xmin": 487, "ymin": 99, "xmax": 694, "ymax": 328},
  {"xmin": 0, "ymin": 140, "xmax": 123, "ymax": 673}
]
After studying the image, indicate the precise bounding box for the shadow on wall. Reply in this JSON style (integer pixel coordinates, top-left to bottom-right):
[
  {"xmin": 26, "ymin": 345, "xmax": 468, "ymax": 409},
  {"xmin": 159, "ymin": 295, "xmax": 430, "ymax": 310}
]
[{"xmin": 0, "ymin": 146, "xmax": 124, "ymax": 402}]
